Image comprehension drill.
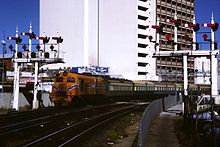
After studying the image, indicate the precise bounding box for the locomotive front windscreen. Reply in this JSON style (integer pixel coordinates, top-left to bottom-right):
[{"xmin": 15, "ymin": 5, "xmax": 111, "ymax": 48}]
[
  {"xmin": 67, "ymin": 77, "xmax": 75, "ymax": 82},
  {"xmin": 55, "ymin": 77, "xmax": 63, "ymax": 82}
]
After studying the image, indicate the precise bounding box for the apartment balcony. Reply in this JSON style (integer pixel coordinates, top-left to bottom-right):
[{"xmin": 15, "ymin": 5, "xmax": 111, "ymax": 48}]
[
  {"xmin": 138, "ymin": 10, "xmax": 148, "ymax": 18},
  {"xmin": 137, "ymin": 29, "xmax": 147, "ymax": 35},
  {"xmin": 137, "ymin": 19, "xmax": 147, "ymax": 26},
  {"xmin": 138, "ymin": 47, "xmax": 148, "ymax": 55},
  {"xmin": 138, "ymin": 55, "xmax": 148, "ymax": 62},
  {"xmin": 137, "ymin": 66, "xmax": 148, "ymax": 72},
  {"xmin": 137, "ymin": 0, "xmax": 147, "ymax": 8},
  {"xmin": 137, "ymin": 38, "xmax": 148, "ymax": 45}
]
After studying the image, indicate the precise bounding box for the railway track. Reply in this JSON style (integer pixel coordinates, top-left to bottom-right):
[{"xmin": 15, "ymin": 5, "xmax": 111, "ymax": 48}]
[
  {"xmin": 23, "ymin": 105, "xmax": 137, "ymax": 146},
  {"xmin": 0, "ymin": 102, "xmax": 145, "ymax": 146}
]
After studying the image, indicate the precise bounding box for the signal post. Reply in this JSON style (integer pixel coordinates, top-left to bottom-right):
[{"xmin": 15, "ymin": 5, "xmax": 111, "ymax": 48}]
[
  {"xmin": 149, "ymin": 14, "xmax": 219, "ymax": 118},
  {"xmin": 8, "ymin": 24, "xmax": 64, "ymax": 110}
]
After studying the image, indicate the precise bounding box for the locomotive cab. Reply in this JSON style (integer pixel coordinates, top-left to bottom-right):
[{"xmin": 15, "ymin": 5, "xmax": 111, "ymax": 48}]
[
  {"xmin": 51, "ymin": 71, "xmax": 78, "ymax": 104},
  {"xmin": 50, "ymin": 70, "xmax": 106, "ymax": 105}
]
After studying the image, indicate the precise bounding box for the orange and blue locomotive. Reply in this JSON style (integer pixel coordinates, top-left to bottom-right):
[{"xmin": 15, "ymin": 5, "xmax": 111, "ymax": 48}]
[{"xmin": 50, "ymin": 70, "xmax": 105, "ymax": 105}]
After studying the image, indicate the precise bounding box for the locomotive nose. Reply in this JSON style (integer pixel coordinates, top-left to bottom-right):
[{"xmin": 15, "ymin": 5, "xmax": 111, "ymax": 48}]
[{"xmin": 59, "ymin": 84, "xmax": 65, "ymax": 91}]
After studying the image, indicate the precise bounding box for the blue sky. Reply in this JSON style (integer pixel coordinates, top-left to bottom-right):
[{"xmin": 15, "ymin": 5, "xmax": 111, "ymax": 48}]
[
  {"xmin": 0, "ymin": 0, "xmax": 39, "ymax": 54},
  {"xmin": 195, "ymin": 0, "xmax": 220, "ymax": 49},
  {"xmin": 0, "ymin": 0, "xmax": 39, "ymax": 37},
  {"xmin": 0, "ymin": 0, "xmax": 219, "ymax": 53}
]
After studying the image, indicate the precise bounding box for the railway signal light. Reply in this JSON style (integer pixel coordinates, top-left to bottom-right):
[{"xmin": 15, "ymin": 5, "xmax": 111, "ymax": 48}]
[
  {"xmin": 29, "ymin": 32, "xmax": 36, "ymax": 39},
  {"xmin": 50, "ymin": 44, "xmax": 54, "ymax": 50},
  {"xmin": 16, "ymin": 37, "xmax": 22, "ymax": 44},
  {"xmin": 7, "ymin": 37, "xmax": 22, "ymax": 44},
  {"xmin": 52, "ymin": 36, "xmax": 63, "ymax": 44},
  {"xmin": 44, "ymin": 52, "xmax": 49, "ymax": 58},
  {"xmin": 22, "ymin": 44, "xmax": 28, "ymax": 51},
  {"xmin": 202, "ymin": 23, "xmax": 219, "ymax": 32},
  {"xmin": 151, "ymin": 23, "xmax": 164, "ymax": 34},
  {"xmin": 36, "ymin": 44, "xmax": 41, "ymax": 50},
  {"xmin": 31, "ymin": 52, "xmax": 36, "ymax": 58},
  {"xmin": 17, "ymin": 52, "xmax": 22, "ymax": 58},
  {"xmin": 165, "ymin": 34, "xmax": 174, "ymax": 45},
  {"xmin": 43, "ymin": 37, "xmax": 50, "ymax": 44},
  {"xmin": 159, "ymin": 23, "xmax": 165, "ymax": 33},
  {"xmin": 203, "ymin": 34, "xmax": 208, "ymax": 41},
  {"xmin": 36, "ymin": 36, "xmax": 50, "ymax": 44},
  {"xmin": 165, "ymin": 34, "xmax": 171, "ymax": 41},
  {"xmin": 9, "ymin": 44, "xmax": 14, "ymax": 51},
  {"xmin": 21, "ymin": 32, "xmax": 36, "ymax": 39},
  {"xmin": 175, "ymin": 19, "xmax": 181, "ymax": 27},
  {"xmin": 211, "ymin": 23, "xmax": 219, "ymax": 32},
  {"xmin": 193, "ymin": 23, "xmax": 200, "ymax": 32},
  {"xmin": 148, "ymin": 35, "xmax": 153, "ymax": 42}
]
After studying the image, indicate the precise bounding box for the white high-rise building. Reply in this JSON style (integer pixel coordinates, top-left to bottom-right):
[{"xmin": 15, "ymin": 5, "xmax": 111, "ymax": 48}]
[{"xmin": 40, "ymin": 0, "xmax": 158, "ymax": 80}]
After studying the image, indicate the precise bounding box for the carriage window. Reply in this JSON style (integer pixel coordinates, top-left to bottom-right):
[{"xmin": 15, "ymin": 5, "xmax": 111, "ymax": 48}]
[
  {"xmin": 55, "ymin": 77, "xmax": 63, "ymax": 82},
  {"xmin": 67, "ymin": 77, "xmax": 75, "ymax": 82}
]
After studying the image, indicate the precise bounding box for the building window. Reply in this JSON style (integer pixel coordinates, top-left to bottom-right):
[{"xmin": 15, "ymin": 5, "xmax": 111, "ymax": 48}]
[
  {"xmin": 138, "ymin": 24, "xmax": 146, "ymax": 30},
  {"xmin": 138, "ymin": 34, "xmax": 148, "ymax": 39},
  {"xmin": 138, "ymin": 62, "xmax": 147, "ymax": 67},
  {"xmin": 138, "ymin": 53, "xmax": 147, "ymax": 57},
  {"xmin": 138, "ymin": 6, "xmax": 148, "ymax": 11},
  {"xmin": 138, "ymin": 15, "xmax": 148, "ymax": 20},
  {"xmin": 138, "ymin": 43, "xmax": 147, "ymax": 48},
  {"xmin": 138, "ymin": 72, "xmax": 147, "ymax": 75}
]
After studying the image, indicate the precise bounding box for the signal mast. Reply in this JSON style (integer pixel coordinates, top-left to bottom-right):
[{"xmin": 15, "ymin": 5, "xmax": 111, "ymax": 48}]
[
  {"xmin": 149, "ymin": 13, "xmax": 218, "ymax": 97},
  {"xmin": 147, "ymin": 12, "xmax": 219, "ymax": 119},
  {"xmin": 8, "ymin": 24, "xmax": 64, "ymax": 110}
]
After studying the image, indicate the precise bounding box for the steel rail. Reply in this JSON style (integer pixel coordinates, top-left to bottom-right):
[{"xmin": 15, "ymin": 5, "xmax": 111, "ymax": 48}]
[
  {"xmin": 59, "ymin": 109, "xmax": 134, "ymax": 147},
  {"xmin": 23, "ymin": 106, "xmax": 136, "ymax": 147}
]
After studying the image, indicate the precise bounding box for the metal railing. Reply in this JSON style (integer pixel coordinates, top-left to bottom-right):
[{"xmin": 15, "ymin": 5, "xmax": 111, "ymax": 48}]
[{"xmin": 138, "ymin": 95, "xmax": 177, "ymax": 147}]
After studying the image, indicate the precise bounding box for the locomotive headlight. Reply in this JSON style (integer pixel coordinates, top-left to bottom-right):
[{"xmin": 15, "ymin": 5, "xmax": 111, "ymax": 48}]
[{"xmin": 63, "ymin": 71, "xmax": 68, "ymax": 76}]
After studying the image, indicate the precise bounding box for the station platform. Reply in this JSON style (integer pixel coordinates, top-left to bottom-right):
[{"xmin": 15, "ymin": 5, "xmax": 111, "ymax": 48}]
[{"xmin": 146, "ymin": 104, "xmax": 183, "ymax": 147}]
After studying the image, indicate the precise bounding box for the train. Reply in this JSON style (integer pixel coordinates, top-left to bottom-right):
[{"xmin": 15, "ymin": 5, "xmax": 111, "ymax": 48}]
[{"xmin": 50, "ymin": 70, "xmax": 211, "ymax": 105}]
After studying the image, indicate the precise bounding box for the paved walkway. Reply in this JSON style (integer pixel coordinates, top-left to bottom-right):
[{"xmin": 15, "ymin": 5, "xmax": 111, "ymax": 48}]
[{"xmin": 146, "ymin": 104, "xmax": 183, "ymax": 147}]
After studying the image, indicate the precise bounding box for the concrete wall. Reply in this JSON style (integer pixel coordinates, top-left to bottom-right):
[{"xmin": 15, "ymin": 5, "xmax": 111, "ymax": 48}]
[
  {"xmin": 0, "ymin": 92, "xmax": 54, "ymax": 109},
  {"xmin": 41, "ymin": 93, "xmax": 54, "ymax": 107},
  {"xmin": 0, "ymin": 93, "xmax": 29, "ymax": 109}
]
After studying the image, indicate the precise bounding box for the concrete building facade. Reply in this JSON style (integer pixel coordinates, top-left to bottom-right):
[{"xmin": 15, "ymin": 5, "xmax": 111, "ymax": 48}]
[
  {"xmin": 156, "ymin": 0, "xmax": 195, "ymax": 83},
  {"xmin": 40, "ymin": 0, "xmax": 196, "ymax": 81},
  {"xmin": 40, "ymin": 0, "xmax": 158, "ymax": 80}
]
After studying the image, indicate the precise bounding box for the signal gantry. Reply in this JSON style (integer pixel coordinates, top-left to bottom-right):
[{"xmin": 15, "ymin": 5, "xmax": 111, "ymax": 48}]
[{"xmin": 7, "ymin": 24, "xmax": 64, "ymax": 110}]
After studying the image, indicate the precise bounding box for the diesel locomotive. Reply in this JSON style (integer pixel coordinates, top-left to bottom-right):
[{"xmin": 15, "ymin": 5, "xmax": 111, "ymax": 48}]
[{"xmin": 50, "ymin": 70, "xmax": 210, "ymax": 105}]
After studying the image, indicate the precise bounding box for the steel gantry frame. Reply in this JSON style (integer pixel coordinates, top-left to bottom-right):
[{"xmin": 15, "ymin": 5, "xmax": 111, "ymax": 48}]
[
  {"xmin": 9, "ymin": 24, "xmax": 64, "ymax": 110},
  {"xmin": 151, "ymin": 13, "xmax": 219, "ymax": 118}
]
